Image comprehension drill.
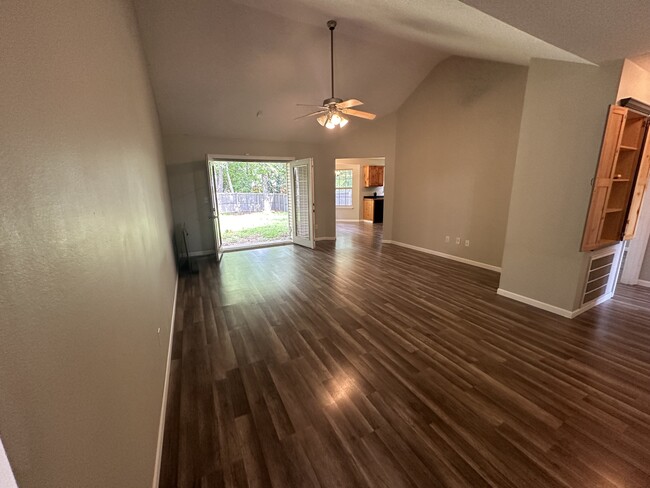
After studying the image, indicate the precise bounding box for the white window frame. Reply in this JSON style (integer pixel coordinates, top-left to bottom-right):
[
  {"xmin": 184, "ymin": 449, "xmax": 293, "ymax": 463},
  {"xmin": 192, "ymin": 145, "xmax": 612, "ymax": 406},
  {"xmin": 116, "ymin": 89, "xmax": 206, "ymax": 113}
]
[{"xmin": 335, "ymin": 169, "xmax": 354, "ymax": 208}]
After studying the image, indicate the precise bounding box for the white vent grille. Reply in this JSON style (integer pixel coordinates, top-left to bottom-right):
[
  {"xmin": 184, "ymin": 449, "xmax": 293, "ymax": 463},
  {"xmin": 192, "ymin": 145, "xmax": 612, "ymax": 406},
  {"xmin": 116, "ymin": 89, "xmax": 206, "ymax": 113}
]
[{"xmin": 582, "ymin": 249, "xmax": 617, "ymax": 305}]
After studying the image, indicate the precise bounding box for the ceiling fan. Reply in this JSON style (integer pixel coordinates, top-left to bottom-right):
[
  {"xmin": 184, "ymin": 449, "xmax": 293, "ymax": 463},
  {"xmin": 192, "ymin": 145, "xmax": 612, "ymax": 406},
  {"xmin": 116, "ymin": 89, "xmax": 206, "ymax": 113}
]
[{"xmin": 296, "ymin": 20, "xmax": 376, "ymax": 129}]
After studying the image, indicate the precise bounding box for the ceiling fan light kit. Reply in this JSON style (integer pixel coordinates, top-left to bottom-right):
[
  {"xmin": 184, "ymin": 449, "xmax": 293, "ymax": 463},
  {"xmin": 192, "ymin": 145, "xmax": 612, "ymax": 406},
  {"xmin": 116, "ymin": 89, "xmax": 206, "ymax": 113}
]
[
  {"xmin": 318, "ymin": 111, "xmax": 348, "ymax": 129},
  {"xmin": 296, "ymin": 20, "xmax": 376, "ymax": 129}
]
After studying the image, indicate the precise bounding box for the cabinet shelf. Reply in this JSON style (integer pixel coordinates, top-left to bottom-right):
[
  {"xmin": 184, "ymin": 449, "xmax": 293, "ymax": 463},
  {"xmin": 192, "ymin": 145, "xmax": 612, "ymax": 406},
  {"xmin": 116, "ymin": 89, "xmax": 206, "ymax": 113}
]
[{"xmin": 582, "ymin": 105, "xmax": 650, "ymax": 251}]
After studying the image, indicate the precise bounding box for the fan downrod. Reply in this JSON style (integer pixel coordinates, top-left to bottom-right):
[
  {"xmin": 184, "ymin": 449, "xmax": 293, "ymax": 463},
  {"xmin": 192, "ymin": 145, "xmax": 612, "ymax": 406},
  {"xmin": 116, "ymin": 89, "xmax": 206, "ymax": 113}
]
[{"xmin": 327, "ymin": 20, "xmax": 337, "ymax": 98}]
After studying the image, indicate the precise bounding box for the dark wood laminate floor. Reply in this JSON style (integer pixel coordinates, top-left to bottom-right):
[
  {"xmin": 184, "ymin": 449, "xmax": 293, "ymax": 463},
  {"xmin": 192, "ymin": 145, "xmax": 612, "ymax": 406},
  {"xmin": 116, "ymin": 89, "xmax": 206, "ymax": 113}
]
[{"xmin": 160, "ymin": 223, "xmax": 650, "ymax": 488}]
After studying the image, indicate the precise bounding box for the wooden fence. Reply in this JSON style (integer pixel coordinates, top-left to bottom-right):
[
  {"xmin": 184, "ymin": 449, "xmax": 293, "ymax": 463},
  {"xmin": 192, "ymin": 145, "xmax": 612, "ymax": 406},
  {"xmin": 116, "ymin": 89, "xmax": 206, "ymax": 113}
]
[{"xmin": 217, "ymin": 192, "xmax": 288, "ymax": 214}]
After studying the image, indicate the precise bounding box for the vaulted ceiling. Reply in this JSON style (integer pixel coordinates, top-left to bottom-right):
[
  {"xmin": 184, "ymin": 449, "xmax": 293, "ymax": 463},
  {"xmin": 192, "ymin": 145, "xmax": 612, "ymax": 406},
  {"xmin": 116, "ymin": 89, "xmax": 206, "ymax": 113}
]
[
  {"xmin": 458, "ymin": 0, "xmax": 650, "ymax": 63},
  {"xmin": 133, "ymin": 0, "xmax": 650, "ymax": 144}
]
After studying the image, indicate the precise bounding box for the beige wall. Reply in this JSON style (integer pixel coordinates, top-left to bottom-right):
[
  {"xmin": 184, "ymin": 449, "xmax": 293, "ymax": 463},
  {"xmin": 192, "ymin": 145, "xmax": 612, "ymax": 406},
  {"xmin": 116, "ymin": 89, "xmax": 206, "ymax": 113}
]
[
  {"xmin": 392, "ymin": 57, "xmax": 528, "ymax": 267},
  {"xmin": 0, "ymin": 1, "xmax": 176, "ymax": 487},
  {"xmin": 616, "ymin": 59, "xmax": 650, "ymax": 102},
  {"xmin": 639, "ymin": 236, "xmax": 650, "ymax": 282},
  {"xmin": 499, "ymin": 59, "xmax": 624, "ymax": 311},
  {"xmin": 167, "ymin": 160, "xmax": 216, "ymax": 254},
  {"xmin": 164, "ymin": 135, "xmax": 328, "ymax": 251}
]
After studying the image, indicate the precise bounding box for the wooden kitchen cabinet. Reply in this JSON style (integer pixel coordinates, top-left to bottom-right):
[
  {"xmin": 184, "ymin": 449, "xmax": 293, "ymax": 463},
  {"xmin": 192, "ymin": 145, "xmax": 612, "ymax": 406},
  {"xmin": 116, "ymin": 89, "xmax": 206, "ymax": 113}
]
[
  {"xmin": 363, "ymin": 199, "xmax": 374, "ymax": 220},
  {"xmin": 363, "ymin": 165, "xmax": 384, "ymax": 187},
  {"xmin": 581, "ymin": 105, "xmax": 650, "ymax": 251},
  {"xmin": 363, "ymin": 197, "xmax": 384, "ymax": 223}
]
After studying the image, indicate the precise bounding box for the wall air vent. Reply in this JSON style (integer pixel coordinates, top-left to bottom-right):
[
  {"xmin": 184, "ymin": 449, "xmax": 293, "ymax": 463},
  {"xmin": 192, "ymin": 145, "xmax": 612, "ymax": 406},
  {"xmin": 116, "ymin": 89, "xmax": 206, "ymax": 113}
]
[{"xmin": 582, "ymin": 248, "xmax": 618, "ymax": 305}]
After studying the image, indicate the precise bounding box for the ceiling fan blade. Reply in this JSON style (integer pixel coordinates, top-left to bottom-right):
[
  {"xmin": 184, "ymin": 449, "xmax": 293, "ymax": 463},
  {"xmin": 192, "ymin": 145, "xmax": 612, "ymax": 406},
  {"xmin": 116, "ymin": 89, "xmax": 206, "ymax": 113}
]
[
  {"xmin": 341, "ymin": 108, "xmax": 376, "ymax": 120},
  {"xmin": 295, "ymin": 109, "xmax": 328, "ymax": 120},
  {"xmin": 296, "ymin": 103, "xmax": 327, "ymax": 108},
  {"xmin": 336, "ymin": 99, "xmax": 363, "ymax": 109}
]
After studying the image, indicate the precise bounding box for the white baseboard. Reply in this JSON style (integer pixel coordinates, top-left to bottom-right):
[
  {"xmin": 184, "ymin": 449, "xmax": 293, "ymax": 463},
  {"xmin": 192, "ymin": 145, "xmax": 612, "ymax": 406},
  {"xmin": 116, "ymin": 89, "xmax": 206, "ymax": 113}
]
[
  {"xmin": 336, "ymin": 219, "xmax": 361, "ymax": 222},
  {"xmin": 497, "ymin": 288, "xmax": 574, "ymax": 318},
  {"xmin": 382, "ymin": 240, "xmax": 501, "ymax": 273},
  {"xmin": 637, "ymin": 279, "xmax": 650, "ymax": 288},
  {"xmin": 572, "ymin": 292, "xmax": 614, "ymax": 317},
  {"xmin": 188, "ymin": 250, "xmax": 215, "ymax": 257},
  {"xmin": 496, "ymin": 288, "xmax": 614, "ymax": 319},
  {"xmin": 152, "ymin": 274, "xmax": 179, "ymax": 488},
  {"xmin": 315, "ymin": 236, "xmax": 336, "ymax": 241}
]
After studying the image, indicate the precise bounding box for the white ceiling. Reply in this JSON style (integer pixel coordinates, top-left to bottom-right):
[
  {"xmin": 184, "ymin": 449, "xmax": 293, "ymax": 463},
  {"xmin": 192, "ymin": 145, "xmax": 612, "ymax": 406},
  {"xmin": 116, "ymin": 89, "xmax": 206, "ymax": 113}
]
[
  {"xmin": 459, "ymin": 0, "xmax": 650, "ymax": 63},
  {"xmin": 133, "ymin": 0, "xmax": 647, "ymax": 144},
  {"xmin": 133, "ymin": 0, "xmax": 444, "ymax": 143}
]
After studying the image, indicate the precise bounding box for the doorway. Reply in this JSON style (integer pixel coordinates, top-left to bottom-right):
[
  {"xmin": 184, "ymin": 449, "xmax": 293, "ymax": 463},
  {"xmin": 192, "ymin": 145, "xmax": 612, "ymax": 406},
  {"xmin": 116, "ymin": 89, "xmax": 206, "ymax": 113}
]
[
  {"xmin": 212, "ymin": 160, "xmax": 291, "ymax": 249},
  {"xmin": 206, "ymin": 156, "xmax": 315, "ymax": 256},
  {"xmin": 335, "ymin": 157, "xmax": 386, "ymax": 244}
]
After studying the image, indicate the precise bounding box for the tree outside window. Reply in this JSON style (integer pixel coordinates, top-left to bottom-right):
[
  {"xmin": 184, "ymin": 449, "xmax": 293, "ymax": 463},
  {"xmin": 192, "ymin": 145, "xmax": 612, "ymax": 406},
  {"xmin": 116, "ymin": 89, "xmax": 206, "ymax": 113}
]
[{"xmin": 335, "ymin": 169, "xmax": 353, "ymax": 207}]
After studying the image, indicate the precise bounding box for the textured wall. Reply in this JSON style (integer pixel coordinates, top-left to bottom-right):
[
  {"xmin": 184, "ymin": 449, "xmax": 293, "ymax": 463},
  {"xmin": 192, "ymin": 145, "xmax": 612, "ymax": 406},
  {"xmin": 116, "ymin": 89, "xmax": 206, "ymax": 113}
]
[
  {"xmin": 392, "ymin": 57, "xmax": 528, "ymax": 267},
  {"xmin": 499, "ymin": 59, "xmax": 623, "ymax": 311},
  {"xmin": 639, "ymin": 237, "xmax": 650, "ymax": 281},
  {"xmin": 0, "ymin": 1, "xmax": 177, "ymax": 486}
]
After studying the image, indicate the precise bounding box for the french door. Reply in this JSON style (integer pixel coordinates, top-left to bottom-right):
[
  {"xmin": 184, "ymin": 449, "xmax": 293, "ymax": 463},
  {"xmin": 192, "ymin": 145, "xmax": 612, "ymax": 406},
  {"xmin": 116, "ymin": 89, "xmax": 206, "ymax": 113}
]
[
  {"xmin": 290, "ymin": 158, "xmax": 315, "ymax": 249},
  {"xmin": 206, "ymin": 159, "xmax": 224, "ymax": 262}
]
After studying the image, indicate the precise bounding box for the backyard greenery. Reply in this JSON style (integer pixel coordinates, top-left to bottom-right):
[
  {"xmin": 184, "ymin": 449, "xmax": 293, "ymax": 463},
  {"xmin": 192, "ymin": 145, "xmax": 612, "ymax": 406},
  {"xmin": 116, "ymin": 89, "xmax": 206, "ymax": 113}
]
[
  {"xmin": 214, "ymin": 161, "xmax": 288, "ymax": 193},
  {"xmin": 214, "ymin": 161, "xmax": 292, "ymax": 248},
  {"xmin": 220, "ymin": 212, "xmax": 291, "ymax": 246}
]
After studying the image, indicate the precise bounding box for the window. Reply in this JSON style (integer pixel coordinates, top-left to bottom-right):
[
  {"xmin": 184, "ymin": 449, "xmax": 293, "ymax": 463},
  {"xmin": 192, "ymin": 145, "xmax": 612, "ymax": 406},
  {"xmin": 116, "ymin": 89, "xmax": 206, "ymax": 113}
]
[{"xmin": 335, "ymin": 169, "xmax": 353, "ymax": 207}]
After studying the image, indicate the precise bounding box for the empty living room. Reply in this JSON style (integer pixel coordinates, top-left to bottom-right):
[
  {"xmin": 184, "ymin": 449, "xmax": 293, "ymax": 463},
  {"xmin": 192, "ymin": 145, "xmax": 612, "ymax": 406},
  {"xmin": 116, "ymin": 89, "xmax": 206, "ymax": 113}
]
[{"xmin": 2, "ymin": 1, "xmax": 650, "ymax": 487}]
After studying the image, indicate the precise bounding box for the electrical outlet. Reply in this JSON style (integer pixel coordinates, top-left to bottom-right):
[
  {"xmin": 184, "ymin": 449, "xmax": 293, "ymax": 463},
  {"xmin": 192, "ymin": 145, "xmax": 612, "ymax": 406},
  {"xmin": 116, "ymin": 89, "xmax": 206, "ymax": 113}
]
[
  {"xmin": 455, "ymin": 237, "xmax": 461, "ymax": 245},
  {"xmin": 445, "ymin": 236, "xmax": 450, "ymax": 243},
  {"xmin": 465, "ymin": 240, "xmax": 470, "ymax": 247}
]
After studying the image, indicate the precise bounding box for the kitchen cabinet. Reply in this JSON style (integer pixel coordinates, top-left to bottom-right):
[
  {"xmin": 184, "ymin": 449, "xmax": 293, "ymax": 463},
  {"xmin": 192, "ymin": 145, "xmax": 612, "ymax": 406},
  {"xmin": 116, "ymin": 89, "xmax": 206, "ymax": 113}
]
[
  {"xmin": 581, "ymin": 105, "xmax": 650, "ymax": 251},
  {"xmin": 363, "ymin": 199, "xmax": 373, "ymax": 221},
  {"xmin": 363, "ymin": 197, "xmax": 384, "ymax": 223},
  {"xmin": 363, "ymin": 165, "xmax": 384, "ymax": 187}
]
